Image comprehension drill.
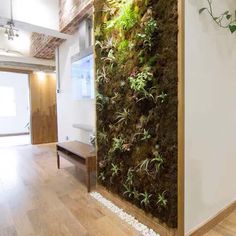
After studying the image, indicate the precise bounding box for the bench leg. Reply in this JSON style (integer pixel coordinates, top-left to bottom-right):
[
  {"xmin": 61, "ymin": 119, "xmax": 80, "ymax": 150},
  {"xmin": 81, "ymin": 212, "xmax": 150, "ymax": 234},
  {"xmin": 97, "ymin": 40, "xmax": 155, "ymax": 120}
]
[
  {"xmin": 57, "ymin": 153, "xmax": 60, "ymax": 169},
  {"xmin": 86, "ymin": 171, "xmax": 91, "ymax": 193}
]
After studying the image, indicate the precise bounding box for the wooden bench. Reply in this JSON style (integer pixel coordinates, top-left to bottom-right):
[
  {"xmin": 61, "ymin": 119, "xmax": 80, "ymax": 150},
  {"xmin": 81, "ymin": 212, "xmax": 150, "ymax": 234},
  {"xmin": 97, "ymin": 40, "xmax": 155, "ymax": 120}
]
[{"xmin": 56, "ymin": 141, "xmax": 96, "ymax": 192}]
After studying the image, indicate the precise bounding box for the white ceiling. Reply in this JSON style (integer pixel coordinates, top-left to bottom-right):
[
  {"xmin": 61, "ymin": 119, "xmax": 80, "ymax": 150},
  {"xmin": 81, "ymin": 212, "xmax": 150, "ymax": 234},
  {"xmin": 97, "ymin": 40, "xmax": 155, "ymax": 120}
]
[
  {"xmin": 0, "ymin": 0, "xmax": 60, "ymax": 30},
  {"xmin": 0, "ymin": 0, "xmax": 60, "ymax": 59},
  {"xmin": 0, "ymin": 28, "xmax": 31, "ymax": 57}
]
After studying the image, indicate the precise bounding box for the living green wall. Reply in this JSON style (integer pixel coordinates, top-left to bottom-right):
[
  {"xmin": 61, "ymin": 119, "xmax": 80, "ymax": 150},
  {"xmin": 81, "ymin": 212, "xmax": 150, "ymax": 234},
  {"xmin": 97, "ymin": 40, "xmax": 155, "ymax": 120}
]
[{"xmin": 95, "ymin": 0, "xmax": 178, "ymax": 228}]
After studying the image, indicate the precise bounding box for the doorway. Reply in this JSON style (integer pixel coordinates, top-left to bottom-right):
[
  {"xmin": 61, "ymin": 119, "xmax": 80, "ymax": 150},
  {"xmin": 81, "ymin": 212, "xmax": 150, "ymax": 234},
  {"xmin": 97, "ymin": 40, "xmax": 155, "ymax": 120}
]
[{"xmin": 0, "ymin": 70, "xmax": 30, "ymax": 147}]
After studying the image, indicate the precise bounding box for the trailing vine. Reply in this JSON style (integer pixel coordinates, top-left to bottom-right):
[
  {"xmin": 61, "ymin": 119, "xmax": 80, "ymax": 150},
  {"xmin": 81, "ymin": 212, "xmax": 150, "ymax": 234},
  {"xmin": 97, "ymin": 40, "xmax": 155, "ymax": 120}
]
[{"xmin": 199, "ymin": 0, "xmax": 236, "ymax": 33}]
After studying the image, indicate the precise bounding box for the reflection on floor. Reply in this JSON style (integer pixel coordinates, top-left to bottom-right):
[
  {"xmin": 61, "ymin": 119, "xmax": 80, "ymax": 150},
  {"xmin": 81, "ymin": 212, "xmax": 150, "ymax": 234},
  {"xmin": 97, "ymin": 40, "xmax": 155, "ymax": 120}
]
[
  {"xmin": 0, "ymin": 144, "xmax": 140, "ymax": 236},
  {"xmin": 0, "ymin": 135, "xmax": 30, "ymax": 148}
]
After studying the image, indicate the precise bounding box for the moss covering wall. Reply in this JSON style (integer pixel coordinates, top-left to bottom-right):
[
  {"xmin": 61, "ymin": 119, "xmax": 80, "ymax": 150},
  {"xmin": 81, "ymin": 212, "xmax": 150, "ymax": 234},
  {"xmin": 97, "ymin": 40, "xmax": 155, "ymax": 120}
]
[{"xmin": 94, "ymin": 0, "xmax": 178, "ymax": 228}]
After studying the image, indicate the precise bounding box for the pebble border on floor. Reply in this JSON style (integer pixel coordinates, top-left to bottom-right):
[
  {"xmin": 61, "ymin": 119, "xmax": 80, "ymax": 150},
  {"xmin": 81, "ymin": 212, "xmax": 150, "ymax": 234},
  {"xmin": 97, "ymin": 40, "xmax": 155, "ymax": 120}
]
[{"xmin": 90, "ymin": 192, "xmax": 160, "ymax": 236}]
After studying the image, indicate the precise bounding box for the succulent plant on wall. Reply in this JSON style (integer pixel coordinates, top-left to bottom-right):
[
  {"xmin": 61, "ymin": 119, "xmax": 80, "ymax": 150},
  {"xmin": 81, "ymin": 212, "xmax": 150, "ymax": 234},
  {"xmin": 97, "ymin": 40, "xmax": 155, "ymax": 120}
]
[{"xmin": 95, "ymin": 0, "xmax": 178, "ymax": 228}]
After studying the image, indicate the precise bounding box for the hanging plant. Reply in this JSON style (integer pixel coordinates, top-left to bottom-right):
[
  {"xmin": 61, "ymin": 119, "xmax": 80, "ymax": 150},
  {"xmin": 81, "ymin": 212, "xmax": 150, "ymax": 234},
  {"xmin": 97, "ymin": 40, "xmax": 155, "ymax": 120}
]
[{"xmin": 199, "ymin": 0, "xmax": 236, "ymax": 33}]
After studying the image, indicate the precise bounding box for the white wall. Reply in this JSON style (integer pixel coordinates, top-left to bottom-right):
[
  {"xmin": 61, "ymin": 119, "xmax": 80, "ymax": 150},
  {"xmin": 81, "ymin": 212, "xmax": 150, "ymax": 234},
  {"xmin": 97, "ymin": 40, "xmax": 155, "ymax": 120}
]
[
  {"xmin": 185, "ymin": 0, "xmax": 236, "ymax": 234},
  {"xmin": 57, "ymin": 20, "xmax": 95, "ymax": 144},
  {"xmin": 0, "ymin": 72, "xmax": 29, "ymax": 135},
  {"xmin": 0, "ymin": 0, "xmax": 59, "ymax": 30}
]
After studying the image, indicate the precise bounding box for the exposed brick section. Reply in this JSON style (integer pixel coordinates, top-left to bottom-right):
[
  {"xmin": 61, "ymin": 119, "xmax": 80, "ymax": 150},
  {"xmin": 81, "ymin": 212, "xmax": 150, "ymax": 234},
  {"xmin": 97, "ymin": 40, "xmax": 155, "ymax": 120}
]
[
  {"xmin": 59, "ymin": 0, "xmax": 93, "ymax": 33},
  {"xmin": 31, "ymin": 0, "xmax": 93, "ymax": 60},
  {"xmin": 31, "ymin": 33, "xmax": 64, "ymax": 60}
]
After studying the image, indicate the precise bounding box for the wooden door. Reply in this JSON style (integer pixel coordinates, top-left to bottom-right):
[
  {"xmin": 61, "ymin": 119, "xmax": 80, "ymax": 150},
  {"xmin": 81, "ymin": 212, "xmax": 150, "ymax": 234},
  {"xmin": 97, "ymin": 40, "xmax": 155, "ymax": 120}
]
[{"xmin": 30, "ymin": 72, "xmax": 58, "ymax": 144}]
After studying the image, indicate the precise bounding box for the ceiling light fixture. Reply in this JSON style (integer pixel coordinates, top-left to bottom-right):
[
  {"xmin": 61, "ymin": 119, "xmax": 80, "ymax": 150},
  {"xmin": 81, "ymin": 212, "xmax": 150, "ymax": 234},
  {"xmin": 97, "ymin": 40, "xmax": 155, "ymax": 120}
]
[{"xmin": 3, "ymin": 0, "xmax": 19, "ymax": 40}]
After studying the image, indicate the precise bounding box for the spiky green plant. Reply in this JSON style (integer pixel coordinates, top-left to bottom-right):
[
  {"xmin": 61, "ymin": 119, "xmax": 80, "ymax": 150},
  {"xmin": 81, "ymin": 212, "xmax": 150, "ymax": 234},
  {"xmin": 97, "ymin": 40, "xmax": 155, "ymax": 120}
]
[
  {"xmin": 125, "ymin": 167, "xmax": 134, "ymax": 186},
  {"xmin": 95, "ymin": 38, "xmax": 114, "ymax": 52},
  {"xmin": 123, "ymin": 183, "xmax": 133, "ymax": 198},
  {"xmin": 111, "ymin": 163, "xmax": 121, "ymax": 177},
  {"xmin": 97, "ymin": 130, "xmax": 108, "ymax": 143},
  {"xmin": 101, "ymin": 49, "xmax": 116, "ymax": 63},
  {"xmin": 157, "ymin": 92, "xmax": 168, "ymax": 103},
  {"xmin": 141, "ymin": 129, "xmax": 151, "ymax": 141},
  {"xmin": 111, "ymin": 137, "xmax": 125, "ymax": 152},
  {"xmin": 97, "ymin": 93, "xmax": 109, "ymax": 111},
  {"xmin": 96, "ymin": 66, "xmax": 109, "ymax": 83},
  {"xmin": 99, "ymin": 172, "xmax": 106, "ymax": 182},
  {"xmin": 132, "ymin": 188, "xmax": 140, "ymax": 200},
  {"xmin": 157, "ymin": 191, "xmax": 168, "ymax": 208},
  {"xmin": 111, "ymin": 92, "xmax": 120, "ymax": 104},
  {"xmin": 140, "ymin": 191, "xmax": 152, "ymax": 206},
  {"xmin": 137, "ymin": 158, "xmax": 150, "ymax": 174},
  {"xmin": 116, "ymin": 108, "xmax": 130, "ymax": 124},
  {"xmin": 151, "ymin": 152, "xmax": 164, "ymax": 173}
]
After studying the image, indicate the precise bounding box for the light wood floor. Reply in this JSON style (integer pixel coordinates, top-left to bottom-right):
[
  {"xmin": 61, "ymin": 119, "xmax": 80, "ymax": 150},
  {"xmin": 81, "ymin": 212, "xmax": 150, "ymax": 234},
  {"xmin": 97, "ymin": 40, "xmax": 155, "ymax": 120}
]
[
  {"xmin": 0, "ymin": 144, "xmax": 235, "ymax": 236},
  {"xmin": 204, "ymin": 210, "xmax": 236, "ymax": 236},
  {"xmin": 0, "ymin": 144, "xmax": 144, "ymax": 236}
]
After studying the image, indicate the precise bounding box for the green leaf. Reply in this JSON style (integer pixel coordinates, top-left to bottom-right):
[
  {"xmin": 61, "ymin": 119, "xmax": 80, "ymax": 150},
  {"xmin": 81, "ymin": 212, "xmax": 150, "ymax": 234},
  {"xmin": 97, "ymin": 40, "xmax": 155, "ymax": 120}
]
[
  {"xmin": 226, "ymin": 14, "xmax": 232, "ymax": 20},
  {"xmin": 229, "ymin": 24, "xmax": 236, "ymax": 33},
  {"xmin": 223, "ymin": 11, "xmax": 229, "ymax": 15},
  {"xmin": 199, "ymin": 8, "xmax": 207, "ymax": 14}
]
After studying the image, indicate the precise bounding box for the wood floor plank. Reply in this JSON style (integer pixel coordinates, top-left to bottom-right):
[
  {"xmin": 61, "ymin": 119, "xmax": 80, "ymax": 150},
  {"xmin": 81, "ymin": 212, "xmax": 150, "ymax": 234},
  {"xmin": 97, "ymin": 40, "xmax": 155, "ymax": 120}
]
[
  {"xmin": 0, "ymin": 144, "xmax": 148, "ymax": 236},
  {"xmin": 0, "ymin": 226, "xmax": 18, "ymax": 236},
  {"xmin": 204, "ymin": 210, "xmax": 236, "ymax": 236}
]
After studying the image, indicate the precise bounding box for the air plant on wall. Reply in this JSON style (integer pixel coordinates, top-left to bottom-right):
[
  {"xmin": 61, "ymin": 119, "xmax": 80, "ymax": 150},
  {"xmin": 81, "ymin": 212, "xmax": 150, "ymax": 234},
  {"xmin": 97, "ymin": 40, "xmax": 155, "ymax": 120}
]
[
  {"xmin": 132, "ymin": 188, "xmax": 140, "ymax": 200},
  {"xmin": 125, "ymin": 167, "xmax": 134, "ymax": 186},
  {"xmin": 95, "ymin": 38, "xmax": 114, "ymax": 52},
  {"xmin": 133, "ymin": 128, "xmax": 151, "ymax": 142},
  {"xmin": 111, "ymin": 163, "xmax": 121, "ymax": 177},
  {"xmin": 97, "ymin": 130, "xmax": 108, "ymax": 144},
  {"xmin": 137, "ymin": 158, "xmax": 151, "ymax": 175},
  {"xmin": 157, "ymin": 92, "xmax": 168, "ymax": 103},
  {"xmin": 101, "ymin": 49, "xmax": 116, "ymax": 63},
  {"xmin": 96, "ymin": 66, "xmax": 109, "ymax": 83},
  {"xmin": 110, "ymin": 92, "xmax": 120, "ymax": 105},
  {"xmin": 97, "ymin": 93, "xmax": 109, "ymax": 111},
  {"xmin": 111, "ymin": 137, "xmax": 125, "ymax": 152},
  {"xmin": 156, "ymin": 191, "xmax": 168, "ymax": 208},
  {"xmin": 116, "ymin": 108, "xmax": 130, "ymax": 124},
  {"xmin": 140, "ymin": 191, "xmax": 152, "ymax": 207},
  {"xmin": 141, "ymin": 129, "xmax": 151, "ymax": 141},
  {"xmin": 123, "ymin": 184, "xmax": 133, "ymax": 198},
  {"xmin": 99, "ymin": 172, "xmax": 106, "ymax": 182},
  {"xmin": 151, "ymin": 152, "xmax": 164, "ymax": 173}
]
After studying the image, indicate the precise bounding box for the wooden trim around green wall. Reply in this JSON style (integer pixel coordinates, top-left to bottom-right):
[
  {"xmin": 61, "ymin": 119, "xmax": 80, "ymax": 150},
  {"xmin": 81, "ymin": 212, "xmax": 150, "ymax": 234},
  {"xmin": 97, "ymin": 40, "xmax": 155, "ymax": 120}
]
[{"xmin": 178, "ymin": 0, "xmax": 185, "ymax": 235}]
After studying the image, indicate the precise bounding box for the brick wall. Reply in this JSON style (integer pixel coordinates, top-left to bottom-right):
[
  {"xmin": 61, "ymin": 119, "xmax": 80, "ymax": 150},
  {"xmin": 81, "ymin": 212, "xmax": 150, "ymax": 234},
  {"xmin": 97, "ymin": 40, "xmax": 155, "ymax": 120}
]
[
  {"xmin": 59, "ymin": 0, "xmax": 92, "ymax": 33},
  {"xmin": 31, "ymin": 0, "xmax": 93, "ymax": 59}
]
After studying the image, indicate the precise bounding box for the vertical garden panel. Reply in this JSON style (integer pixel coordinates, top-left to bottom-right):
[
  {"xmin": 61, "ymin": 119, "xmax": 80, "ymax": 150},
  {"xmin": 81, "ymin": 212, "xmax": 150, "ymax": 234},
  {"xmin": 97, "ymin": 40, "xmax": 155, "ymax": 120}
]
[{"xmin": 95, "ymin": 0, "xmax": 178, "ymax": 228}]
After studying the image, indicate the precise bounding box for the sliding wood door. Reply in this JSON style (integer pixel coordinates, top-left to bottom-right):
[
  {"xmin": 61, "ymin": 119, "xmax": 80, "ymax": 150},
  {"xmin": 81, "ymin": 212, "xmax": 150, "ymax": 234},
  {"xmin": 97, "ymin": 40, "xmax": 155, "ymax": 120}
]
[{"xmin": 30, "ymin": 72, "xmax": 58, "ymax": 144}]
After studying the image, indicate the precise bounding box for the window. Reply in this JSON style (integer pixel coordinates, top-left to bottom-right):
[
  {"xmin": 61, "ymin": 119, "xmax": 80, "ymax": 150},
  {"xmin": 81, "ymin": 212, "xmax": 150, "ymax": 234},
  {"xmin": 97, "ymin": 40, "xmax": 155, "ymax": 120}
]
[{"xmin": 0, "ymin": 86, "xmax": 16, "ymax": 117}]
